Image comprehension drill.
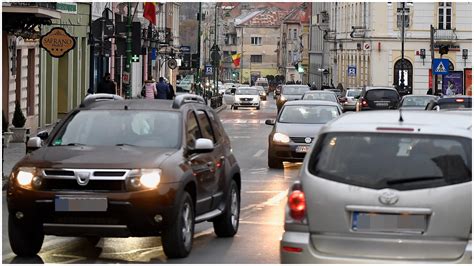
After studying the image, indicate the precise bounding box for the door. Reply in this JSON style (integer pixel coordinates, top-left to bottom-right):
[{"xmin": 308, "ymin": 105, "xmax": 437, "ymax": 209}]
[
  {"xmin": 185, "ymin": 110, "xmax": 213, "ymax": 215},
  {"xmin": 223, "ymin": 88, "xmax": 235, "ymax": 105}
]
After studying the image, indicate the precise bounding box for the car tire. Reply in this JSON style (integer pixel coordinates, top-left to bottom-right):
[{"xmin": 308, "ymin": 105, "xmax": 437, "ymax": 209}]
[
  {"xmin": 268, "ymin": 154, "xmax": 283, "ymax": 169},
  {"xmin": 213, "ymin": 180, "xmax": 240, "ymax": 237},
  {"xmin": 8, "ymin": 213, "xmax": 44, "ymax": 257},
  {"xmin": 256, "ymin": 106, "xmax": 260, "ymax": 110},
  {"xmin": 161, "ymin": 192, "xmax": 195, "ymax": 258},
  {"xmin": 234, "ymin": 106, "xmax": 238, "ymax": 110}
]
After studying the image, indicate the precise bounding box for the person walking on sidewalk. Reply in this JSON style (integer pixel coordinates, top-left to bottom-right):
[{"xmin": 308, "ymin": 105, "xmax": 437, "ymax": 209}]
[
  {"xmin": 97, "ymin": 73, "xmax": 116, "ymax": 94},
  {"xmin": 167, "ymin": 82, "xmax": 176, "ymax": 100},
  {"xmin": 142, "ymin": 77, "xmax": 157, "ymax": 99},
  {"xmin": 155, "ymin": 77, "xmax": 170, "ymax": 99}
]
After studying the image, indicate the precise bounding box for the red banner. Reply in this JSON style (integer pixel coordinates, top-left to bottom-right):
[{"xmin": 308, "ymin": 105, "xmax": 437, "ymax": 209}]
[
  {"xmin": 143, "ymin": 3, "xmax": 156, "ymax": 25},
  {"xmin": 465, "ymin": 68, "xmax": 472, "ymax": 96}
]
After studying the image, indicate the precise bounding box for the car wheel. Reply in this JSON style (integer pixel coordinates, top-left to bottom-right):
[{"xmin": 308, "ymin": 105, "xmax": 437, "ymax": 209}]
[
  {"xmin": 256, "ymin": 105, "xmax": 260, "ymax": 110},
  {"xmin": 213, "ymin": 180, "xmax": 240, "ymax": 237},
  {"xmin": 162, "ymin": 192, "xmax": 195, "ymax": 258},
  {"xmin": 8, "ymin": 213, "xmax": 44, "ymax": 257},
  {"xmin": 268, "ymin": 154, "xmax": 283, "ymax": 169},
  {"xmin": 234, "ymin": 106, "xmax": 238, "ymax": 110}
]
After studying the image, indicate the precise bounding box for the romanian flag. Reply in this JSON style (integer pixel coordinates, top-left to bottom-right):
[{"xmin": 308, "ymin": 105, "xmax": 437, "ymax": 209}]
[
  {"xmin": 143, "ymin": 3, "xmax": 156, "ymax": 25},
  {"xmin": 232, "ymin": 53, "xmax": 241, "ymax": 67}
]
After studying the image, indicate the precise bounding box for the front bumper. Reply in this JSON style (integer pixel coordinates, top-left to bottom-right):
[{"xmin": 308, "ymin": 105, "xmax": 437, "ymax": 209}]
[
  {"xmin": 234, "ymin": 102, "xmax": 259, "ymax": 107},
  {"xmin": 280, "ymin": 231, "xmax": 472, "ymax": 264},
  {"xmin": 7, "ymin": 182, "xmax": 181, "ymax": 237},
  {"xmin": 269, "ymin": 143, "xmax": 309, "ymax": 162}
]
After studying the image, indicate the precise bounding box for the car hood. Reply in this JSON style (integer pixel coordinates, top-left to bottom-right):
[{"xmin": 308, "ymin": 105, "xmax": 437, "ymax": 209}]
[
  {"xmin": 275, "ymin": 122, "xmax": 325, "ymax": 138},
  {"xmin": 235, "ymin": 95, "xmax": 259, "ymax": 100},
  {"xmin": 17, "ymin": 146, "xmax": 177, "ymax": 169}
]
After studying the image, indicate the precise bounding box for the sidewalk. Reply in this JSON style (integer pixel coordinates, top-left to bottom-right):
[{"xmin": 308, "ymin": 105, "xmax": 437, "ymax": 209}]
[{"xmin": 1, "ymin": 104, "xmax": 227, "ymax": 190}]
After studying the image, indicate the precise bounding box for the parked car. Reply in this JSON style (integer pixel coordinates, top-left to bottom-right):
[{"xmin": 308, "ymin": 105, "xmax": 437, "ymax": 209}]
[
  {"xmin": 281, "ymin": 110, "xmax": 472, "ymax": 263},
  {"xmin": 233, "ymin": 87, "xmax": 261, "ymax": 110},
  {"xmin": 223, "ymin": 88, "xmax": 236, "ymax": 106},
  {"xmin": 276, "ymin": 85, "xmax": 311, "ymax": 113},
  {"xmin": 356, "ymin": 87, "xmax": 400, "ymax": 111},
  {"xmin": 339, "ymin": 88, "xmax": 362, "ymax": 111},
  {"xmin": 425, "ymin": 95, "xmax": 472, "ymax": 110},
  {"xmin": 176, "ymin": 75, "xmax": 194, "ymax": 93},
  {"xmin": 254, "ymin": 86, "xmax": 267, "ymax": 101},
  {"xmin": 266, "ymin": 100, "xmax": 343, "ymax": 169},
  {"xmin": 7, "ymin": 94, "xmax": 241, "ymax": 259}
]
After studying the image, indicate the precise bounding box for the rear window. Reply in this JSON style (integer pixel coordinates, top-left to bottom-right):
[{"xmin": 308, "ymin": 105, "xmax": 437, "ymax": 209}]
[
  {"xmin": 278, "ymin": 105, "xmax": 339, "ymax": 124},
  {"xmin": 308, "ymin": 133, "xmax": 471, "ymax": 191},
  {"xmin": 347, "ymin": 90, "xmax": 361, "ymax": 97},
  {"xmin": 281, "ymin": 86, "xmax": 310, "ymax": 95},
  {"xmin": 366, "ymin": 89, "xmax": 399, "ymax": 101},
  {"xmin": 302, "ymin": 93, "xmax": 337, "ymax": 102},
  {"xmin": 402, "ymin": 96, "xmax": 437, "ymax": 107}
]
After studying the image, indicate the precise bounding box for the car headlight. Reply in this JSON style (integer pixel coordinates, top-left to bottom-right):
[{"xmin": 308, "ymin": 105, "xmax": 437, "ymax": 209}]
[
  {"xmin": 16, "ymin": 167, "xmax": 37, "ymax": 187},
  {"xmin": 140, "ymin": 169, "xmax": 161, "ymax": 188},
  {"xmin": 273, "ymin": 133, "xmax": 290, "ymax": 144},
  {"xmin": 280, "ymin": 96, "xmax": 287, "ymax": 101}
]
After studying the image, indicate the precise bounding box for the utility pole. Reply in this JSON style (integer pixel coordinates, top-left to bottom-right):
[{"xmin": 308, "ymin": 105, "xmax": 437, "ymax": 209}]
[
  {"xmin": 430, "ymin": 24, "xmax": 436, "ymax": 95},
  {"xmin": 213, "ymin": 2, "xmax": 218, "ymax": 96},
  {"xmin": 196, "ymin": 2, "xmax": 202, "ymax": 96},
  {"xmin": 240, "ymin": 27, "xmax": 243, "ymax": 84},
  {"xmin": 124, "ymin": 2, "xmax": 132, "ymax": 99}
]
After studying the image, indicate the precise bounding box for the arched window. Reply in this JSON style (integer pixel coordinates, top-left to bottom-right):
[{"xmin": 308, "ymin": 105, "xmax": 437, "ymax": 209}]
[{"xmin": 393, "ymin": 59, "xmax": 413, "ymax": 94}]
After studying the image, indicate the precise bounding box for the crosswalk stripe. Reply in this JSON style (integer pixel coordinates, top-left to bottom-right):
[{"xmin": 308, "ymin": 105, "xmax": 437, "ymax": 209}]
[{"xmin": 221, "ymin": 119, "xmax": 267, "ymax": 124}]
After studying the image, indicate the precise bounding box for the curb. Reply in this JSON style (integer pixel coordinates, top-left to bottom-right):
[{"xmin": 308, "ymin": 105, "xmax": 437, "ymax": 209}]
[{"xmin": 215, "ymin": 104, "xmax": 227, "ymax": 113}]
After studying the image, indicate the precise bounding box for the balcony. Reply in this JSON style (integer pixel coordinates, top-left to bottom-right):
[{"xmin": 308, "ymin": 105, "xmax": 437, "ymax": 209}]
[{"xmin": 434, "ymin": 29, "xmax": 457, "ymax": 42}]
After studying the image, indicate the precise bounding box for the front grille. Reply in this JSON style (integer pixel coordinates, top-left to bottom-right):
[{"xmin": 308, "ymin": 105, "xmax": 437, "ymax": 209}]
[
  {"xmin": 240, "ymin": 98, "xmax": 253, "ymax": 101},
  {"xmin": 41, "ymin": 179, "xmax": 126, "ymax": 192},
  {"xmin": 93, "ymin": 171, "xmax": 127, "ymax": 177},
  {"xmin": 290, "ymin": 137, "xmax": 314, "ymax": 144},
  {"xmin": 51, "ymin": 214, "xmax": 122, "ymax": 225},
  {"xmin": 44, "ymin": 170, "xmax": 74, "ymax": 176}
]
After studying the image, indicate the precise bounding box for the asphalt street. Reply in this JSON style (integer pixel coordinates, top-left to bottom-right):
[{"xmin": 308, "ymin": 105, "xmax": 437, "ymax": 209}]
[{"xmin": 2, "ymin": 95, "xmax": 303, "ymax": 263}]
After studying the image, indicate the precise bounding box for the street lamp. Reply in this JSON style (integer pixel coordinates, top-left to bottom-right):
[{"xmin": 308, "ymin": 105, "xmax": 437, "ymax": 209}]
[{"xmin": 399, "ymin": 2, "xmax": 412, "ymax": 95}]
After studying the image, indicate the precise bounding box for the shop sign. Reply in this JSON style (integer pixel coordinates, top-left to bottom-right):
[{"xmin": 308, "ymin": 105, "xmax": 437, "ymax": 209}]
[
  {"xmin": 40, "ymin": 27, "xmax": 76, "ymax": 58},
  {"xmin": 56, "ymin": 2, "xmax": 77, "ymax": 14}
]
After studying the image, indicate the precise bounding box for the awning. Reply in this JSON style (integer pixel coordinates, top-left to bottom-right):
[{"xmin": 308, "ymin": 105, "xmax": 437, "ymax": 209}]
[{"xmin": 3, "ymin": 6, "xmax": 61, "ymax": 19}]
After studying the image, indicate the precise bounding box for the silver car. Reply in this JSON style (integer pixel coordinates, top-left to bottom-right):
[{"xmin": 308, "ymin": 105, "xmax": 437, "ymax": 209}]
[{"xmin": 281, "ymin": 110, "xmax": 472, "ymax": 263}]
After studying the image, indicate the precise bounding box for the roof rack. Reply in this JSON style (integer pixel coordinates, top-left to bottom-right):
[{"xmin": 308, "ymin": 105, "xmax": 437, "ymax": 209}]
[
  {"xmin": 172, "ymin": 94, "xmax": 206, "ymax": 109},
  {"xmin": 80, "ymin": 93, "xmax": 124, "ymax": 107}
]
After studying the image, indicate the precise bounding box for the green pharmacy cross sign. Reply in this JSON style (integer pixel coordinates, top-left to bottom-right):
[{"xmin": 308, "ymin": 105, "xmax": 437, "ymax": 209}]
[{"xmin": 132, "ymin": 54, "xmax": 140, "ymax": 62}]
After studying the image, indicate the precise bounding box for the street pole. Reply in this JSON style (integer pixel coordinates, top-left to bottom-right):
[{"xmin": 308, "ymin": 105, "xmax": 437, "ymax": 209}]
[
  {"xmin": 214, "ymin": 3, "xmax": 218, "ymax": 96},
  {"xmin": 240, "ymin": 27, "xmax": 243, "ymax": 84},
  {"xmin": 196, "ymin": 2, "xmax": 202, "ymax": 96},
  {"xmin": 124, "ymin": 2, "xmax": 132, "ymax": 99},
  {"xmin": 430, "ymin": 24, "xmax": 436, "ymax": 95},
  {"xmin": 400, "ymin": 2, "xmax": 406, "ymax": 95}
]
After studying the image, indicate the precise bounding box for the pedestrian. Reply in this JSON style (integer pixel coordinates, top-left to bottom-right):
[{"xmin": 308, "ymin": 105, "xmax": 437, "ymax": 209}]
[
  {"xmin": 142, "ymin": 77, "xmax": 157, "ymax": 99},
  {"xmin": 426, "ymin": 88, "xmax": 433, "ymax": 95},
  {"xmin": 155, "ymin": 77, "xmax": 170, "ymax": 99},
  {"xmin": 97, "ymin": 73, "xmax": 116, "ymax": 94},
  {"xmin": 167, "ymin": 82, "xmax": 176, "ymax": 100}
]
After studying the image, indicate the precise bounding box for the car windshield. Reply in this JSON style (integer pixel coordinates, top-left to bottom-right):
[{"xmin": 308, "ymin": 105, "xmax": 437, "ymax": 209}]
[
  {"xmin": 236, "ymin": 89, "xmax": 258, "ymax": 95},
  {"xmin": 278, "ymin": 105, "xmax": 339, "ymax": 124},
  {"xmin": 309, "ymin": 133, "xmax": 472, "ymax": 191},
  {"xmin": 302, "ymin": 93, "xmax": 337, "ymax": 102},
  {"xmin": 281, "ymin": 86, "xmax": 310, "ymax": 95},
  {"xmin": 402, "ymin": 96, "xmax": 437, "ymax": 107},
  {"xmin": 51, "ymin": 110, "xmax": 181, "ymax": 148},
  {"xmin": 347, "ymin": 90, "xmax": 361, "ymax": 97},
  {"xmin": 366, "ymin": 89, "xmax": 399, "ymax": 101}
]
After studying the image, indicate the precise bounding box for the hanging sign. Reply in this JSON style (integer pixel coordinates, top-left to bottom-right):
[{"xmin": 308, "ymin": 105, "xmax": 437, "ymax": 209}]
[{"xmin": 40, "ymin": 27, "xmax": 76, "ymax": 58}]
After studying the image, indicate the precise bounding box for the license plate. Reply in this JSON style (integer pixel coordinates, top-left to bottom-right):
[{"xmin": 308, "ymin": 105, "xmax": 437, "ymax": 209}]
[
  {"xmin": 352, "ymin": 212, "xmax": 426, "ymax": 233},
  {"xmin": 296, "ymin": 146, "xmax": 309, "ymax": 153},
  {"xmin": 55, "ymin": 196, "xmax": 108, "ymax": 212},
  {"xmin": 374, "ymin": 102, "xmax": 389, "ymax": 107}
]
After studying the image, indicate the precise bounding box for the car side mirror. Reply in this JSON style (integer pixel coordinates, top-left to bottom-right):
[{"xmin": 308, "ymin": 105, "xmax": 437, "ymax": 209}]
[
  {"xmin": 193, "ymin": 138, "xmax": 214, "ymax": 153},
  {"xmin": 37, "ymin": 130, "xmax": 49, "ymax": 140},
  {"xmin": 26, "ymin": 137, "xmax": 42, "ymax": 153},
  {"xmin": 265, "ymin": 119, "xmax": 275, "ymax": 125}
]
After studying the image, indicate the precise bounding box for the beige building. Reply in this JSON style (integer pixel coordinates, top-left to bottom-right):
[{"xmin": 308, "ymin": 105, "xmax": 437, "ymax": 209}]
[{"xmin": 312, "ymin": 2, "xmax": 472, "ymax": 94}]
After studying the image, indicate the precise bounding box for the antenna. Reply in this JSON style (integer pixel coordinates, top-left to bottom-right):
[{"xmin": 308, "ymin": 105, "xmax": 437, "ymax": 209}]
[{"xmin": 398, "ymin": 108, "xmax": 404, "ymax": 122}]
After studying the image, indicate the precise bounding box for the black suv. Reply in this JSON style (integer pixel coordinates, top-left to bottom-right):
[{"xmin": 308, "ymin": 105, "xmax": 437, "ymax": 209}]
[
  {"xmin": 7, "ymin": 94, "xmax": 241, "ymax": 258},
  {"xmin": 425, "ymin": 95, "xmax": 472, "ymax": 110},
  {"xmin": 356, "ymin": 86, "xmax": 400, "ymax": 111}
]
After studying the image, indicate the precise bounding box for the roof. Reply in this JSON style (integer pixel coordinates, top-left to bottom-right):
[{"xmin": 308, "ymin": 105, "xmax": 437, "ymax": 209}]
[
  {"xmin": 364, "ymin": 86, "xmax": 397, "ymax": 91},
  {"xmin": 284, "ymin": 100, "xmax": 341, "ymax": 107},
  {"xmin": 282, "ymin": 3, "xmax": 310, "ymax": 24},
  {"xmin": 236, "ymin": 9, "xmax": 290, "ymax": 27},
  {"xmin": 321, "ymin": 110, "xmax": 472, "ymax": 138},
  {"xmin": 81, "ymin": 99, "xmax": 182, "ymax": 111}
]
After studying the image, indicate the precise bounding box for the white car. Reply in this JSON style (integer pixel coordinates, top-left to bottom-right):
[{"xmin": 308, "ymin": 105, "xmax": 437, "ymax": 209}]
[{"xmin": 233, "ymin": 87, "xmax": 261, "ymax": 110}]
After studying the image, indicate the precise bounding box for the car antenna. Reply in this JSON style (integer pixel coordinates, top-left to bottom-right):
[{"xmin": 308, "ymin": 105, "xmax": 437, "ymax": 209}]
[{"xmin": 398, "ymin": 108, "xmax": 404, "ymax": 122}]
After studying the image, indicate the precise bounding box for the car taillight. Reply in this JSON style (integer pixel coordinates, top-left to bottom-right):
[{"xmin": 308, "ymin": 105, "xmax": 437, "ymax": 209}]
[
  {"xmin": 361, "ymin": 98, "xmax": 368, "ymax": 107},
  {"xmin": 288, "ymin": 190, "xmax": 306, "ymax": 221},
  {"xmin": 339, "ymin": 97, "xmax": 347, "ymax": 103},
  {"xmin": 456, "ymin": 98, "xmax": 465, "ymax": 103}
]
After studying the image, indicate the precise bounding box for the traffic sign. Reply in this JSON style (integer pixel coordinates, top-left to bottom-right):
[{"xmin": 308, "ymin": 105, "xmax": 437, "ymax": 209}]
[
  {"xmin": 122, "ymin": 72, "xmax": 130, "ymax": 85},
  {"xmin": 205, "ymin": 64, "xmax": 213, "ymax": 76},
  {"xmin": 363, "ymin": 42, "xmax": 370, "ymax": 50},
  {"xmin": 432, "ymin": 58, "xmax": 449, "ymax": 75},
  {"xmin": 348, "ymin": 65, "xmax": 357, "ymax": 76}
]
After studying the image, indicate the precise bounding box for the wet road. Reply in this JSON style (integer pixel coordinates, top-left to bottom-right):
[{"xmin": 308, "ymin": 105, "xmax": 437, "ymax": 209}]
[{"xmin": 2, "ymin": 95, "xmax": 303, "ymax": 263}]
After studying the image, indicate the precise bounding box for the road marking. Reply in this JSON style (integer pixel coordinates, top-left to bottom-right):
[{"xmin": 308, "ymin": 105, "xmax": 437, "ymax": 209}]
[
  {"xmin": 253, "ymin": 149, "xmax": 265, "ymax": 158},
  {"xmin": 240, "ymin": 189, "xmax": 288, "ymax": 212},
  {"xmin": 239, "ymin": 220, "xmax": 283, "ymax": 226}
]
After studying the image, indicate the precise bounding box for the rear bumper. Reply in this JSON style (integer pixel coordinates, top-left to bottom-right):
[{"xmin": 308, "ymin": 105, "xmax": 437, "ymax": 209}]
[{"xmin": 281, "ymin": 231, "xmax": 472, "ymax": 264}]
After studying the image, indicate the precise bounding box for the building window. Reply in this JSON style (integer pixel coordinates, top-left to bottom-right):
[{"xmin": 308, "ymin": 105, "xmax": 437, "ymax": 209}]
[
  {"xmin": 438, "ymin": 2, "xmax": 452, "ymax": 30},
  {"xmin": 396, "ymin": 4, "xmax": 410, "ymax": 28},
  {"xmin": 251, "ymin": 37, "xmax": 262, "ymax": 45},
  {"xmin": 225, "ymin": 34, "xmax": 237, "ymax": 45},
  {"xmin": 250, "ymin": 55, "xmax": 262, "ymax": 63},
  {"xmin": 288, "ymin": 51, "xmax": 292, "ymax": 64},
  {"xmin": 27, "ymin": 49, "xmax": 35, "ymax": 115},
  {"xmin": 293, "ymin": 29, "xmax": 298, "ymax": 40}
]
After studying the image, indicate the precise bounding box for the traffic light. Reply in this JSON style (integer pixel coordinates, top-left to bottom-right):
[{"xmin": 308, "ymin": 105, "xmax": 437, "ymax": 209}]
[{"xmin": 439, "ymin": 45, "xmax": 449, "ymax": 55}]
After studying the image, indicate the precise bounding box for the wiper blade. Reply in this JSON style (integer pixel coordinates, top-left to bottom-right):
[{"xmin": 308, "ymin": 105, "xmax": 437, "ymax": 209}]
[
  {"xmin": 65, "ymin": 143, "xmax": 86, "ymax": 146},
  {"xmin": 115, "ymin": 143, "xmax": 139, "ymax": 147},
  {"xmin": 387, "ymin": 176, "xmax": 444, "ymax": 185}
]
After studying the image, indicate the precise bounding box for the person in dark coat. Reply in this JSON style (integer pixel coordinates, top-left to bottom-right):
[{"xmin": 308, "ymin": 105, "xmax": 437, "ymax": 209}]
[
  {"xmin": 167, "ymin": 83, "xmax": 176, "ymax": 100},
  {"xmin": 97, "ymin": 73, "xmax": 116, "ymax": 94},
  {"xmin": 155, "ymin": 77, "xmax": 170, "ymax": 99}
]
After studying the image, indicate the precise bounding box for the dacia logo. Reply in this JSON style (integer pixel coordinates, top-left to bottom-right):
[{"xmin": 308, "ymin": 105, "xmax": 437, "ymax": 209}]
[{"xmin": 76, "ymin": 171, "xmax": 90, "ymax": 186}]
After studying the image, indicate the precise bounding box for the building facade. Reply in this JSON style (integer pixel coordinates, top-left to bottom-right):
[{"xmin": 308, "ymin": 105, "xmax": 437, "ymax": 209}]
[{"xmin": 311, "ymin": 2, "xmax": 472, "ymax": 94}]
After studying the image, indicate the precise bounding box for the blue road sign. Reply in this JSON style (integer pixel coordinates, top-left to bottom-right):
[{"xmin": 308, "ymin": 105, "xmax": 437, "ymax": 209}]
[
  {"xmin": 205, "ymin": 65, "xmax": 213, "ymax": 76},
  {"xmin": 151, "ymin": 48, "xmax": 157, "ymax": 60},
  {"xmin": 432, "ymin": 58, "xmax": 449, "ymax": 75},
  {"xmin": 348, "ymin": 65, "xmax": 356, "ymax": 77}
]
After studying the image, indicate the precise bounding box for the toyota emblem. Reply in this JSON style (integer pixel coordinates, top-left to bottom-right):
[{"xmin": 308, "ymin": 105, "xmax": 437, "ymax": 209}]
[
  {"xmin": 76, "ymin": 171, "xmax": 90, "ymax": 186},
  {"xmin": 304, "ymin": 137, "xmax": 312, "ymax": 144},
  {"xmin": 378, "ymin": 190, "xmax": 399, "ymax": 205}
]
